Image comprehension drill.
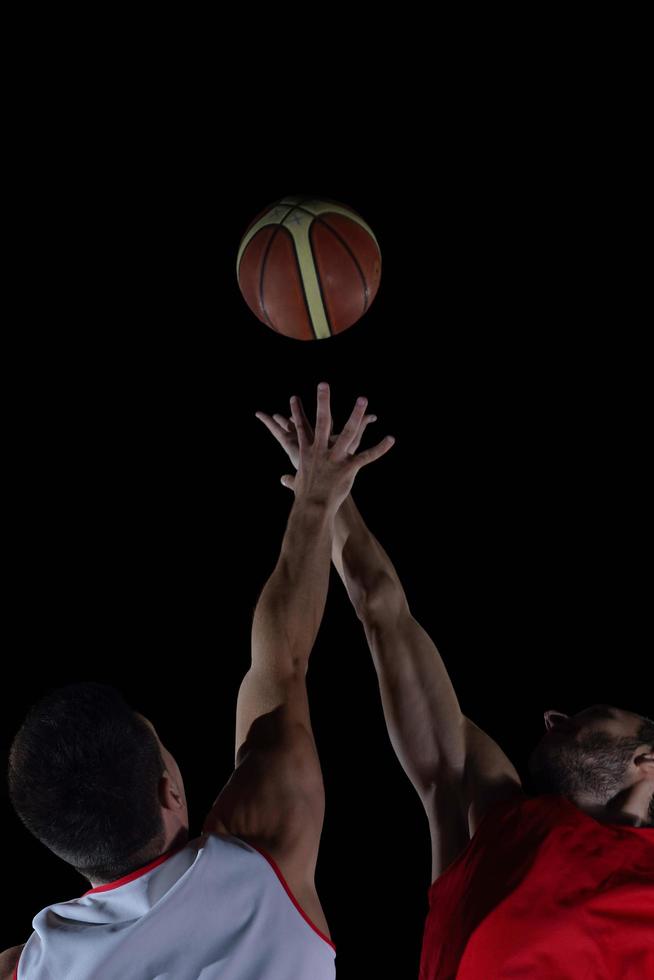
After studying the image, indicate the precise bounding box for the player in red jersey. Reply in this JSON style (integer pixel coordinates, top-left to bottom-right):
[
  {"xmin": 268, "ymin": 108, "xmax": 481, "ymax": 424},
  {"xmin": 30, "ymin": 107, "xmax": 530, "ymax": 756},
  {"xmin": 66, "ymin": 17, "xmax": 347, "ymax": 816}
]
[{"xmin": 257, "ymin": 398, "xmax": 654, "ymax": 979}]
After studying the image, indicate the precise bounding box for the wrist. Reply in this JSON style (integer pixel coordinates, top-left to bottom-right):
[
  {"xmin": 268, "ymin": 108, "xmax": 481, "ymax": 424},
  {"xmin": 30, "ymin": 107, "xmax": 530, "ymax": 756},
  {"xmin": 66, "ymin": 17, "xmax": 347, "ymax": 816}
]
[
  {"xmin": 291, "ymin": 495, "xmax": 337, "ymax": 526},
  {"xmin": 335, "ymin": 491, "xmax": 355, "ymax": 518}
]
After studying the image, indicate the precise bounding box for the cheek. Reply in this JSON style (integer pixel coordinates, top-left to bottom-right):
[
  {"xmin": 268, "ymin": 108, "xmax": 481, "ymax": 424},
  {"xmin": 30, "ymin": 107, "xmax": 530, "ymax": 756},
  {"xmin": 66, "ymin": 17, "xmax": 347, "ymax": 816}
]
[{"xmin": 171, "ymin": 758, "xmax": 186, "ymax": 796}]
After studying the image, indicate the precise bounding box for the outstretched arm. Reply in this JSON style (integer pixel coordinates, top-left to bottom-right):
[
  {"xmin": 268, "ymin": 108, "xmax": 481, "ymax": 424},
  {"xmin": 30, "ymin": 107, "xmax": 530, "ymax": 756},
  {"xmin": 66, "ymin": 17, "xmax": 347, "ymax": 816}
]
[
  {"xmin": 332, "ymin": 496, "xmax": 522, "ymax": 824},
  {"xmin": 325, "ymin": 489, "xmax": 523, "ymax": 882},
  {"xmin": 332, "ymin": 494, "xmax": 468, "ymax": 790},
  {"xmin": 203, "ymin": 385, "xmax": 394, "ymax": 927}
]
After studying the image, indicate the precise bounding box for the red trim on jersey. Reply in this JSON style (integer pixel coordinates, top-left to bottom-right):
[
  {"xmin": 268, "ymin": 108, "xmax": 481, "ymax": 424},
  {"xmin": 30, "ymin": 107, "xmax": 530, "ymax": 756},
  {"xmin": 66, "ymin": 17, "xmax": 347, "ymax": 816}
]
[
  {"xmin": 81, "ymin": 844, "xmax": 186, "ymax": 895},
  {"xmin": 248, "ymin": 843, "xmax": 336, "ymax": 952},
  {"xmin": 13, "ymin": 961, "xmax": 18, "ymax": 980}
]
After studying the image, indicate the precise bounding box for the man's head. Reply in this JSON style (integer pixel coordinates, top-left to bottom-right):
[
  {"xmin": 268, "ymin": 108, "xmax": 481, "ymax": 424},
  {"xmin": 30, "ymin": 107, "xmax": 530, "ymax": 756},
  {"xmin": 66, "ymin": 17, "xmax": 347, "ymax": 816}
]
[
  {"xmin": 8, "ymin": 682, "xmax": 189, "ymax": 884},
  {"xmin": 527, "ymin": 704, "xmax": 654, "ymax": 824}
]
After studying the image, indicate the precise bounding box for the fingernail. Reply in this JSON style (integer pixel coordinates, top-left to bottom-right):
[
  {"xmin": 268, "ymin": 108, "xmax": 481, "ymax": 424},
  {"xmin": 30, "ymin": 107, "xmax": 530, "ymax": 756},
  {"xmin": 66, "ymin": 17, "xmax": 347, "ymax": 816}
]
[
  {"xmin": 357, "ymin": 397, "xmax": 367, "ymax": 406},
  {"xmin": 318, "ymin": 382, "xmax": 328, "ymax": 390}
]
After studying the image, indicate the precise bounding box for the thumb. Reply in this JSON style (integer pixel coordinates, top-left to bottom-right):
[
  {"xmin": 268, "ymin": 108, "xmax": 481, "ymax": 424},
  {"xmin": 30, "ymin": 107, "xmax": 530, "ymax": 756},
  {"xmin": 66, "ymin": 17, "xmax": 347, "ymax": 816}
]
[{"xmin": 280, "ymin": 474, "xmax": 296, "ymax": 490}]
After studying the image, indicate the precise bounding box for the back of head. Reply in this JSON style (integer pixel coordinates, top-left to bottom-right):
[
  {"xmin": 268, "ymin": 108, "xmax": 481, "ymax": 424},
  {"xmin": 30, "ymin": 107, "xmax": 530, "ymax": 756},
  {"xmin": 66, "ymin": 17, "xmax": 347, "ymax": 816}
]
[{"xmin": 8, "ymin": 681, "xmax": 166, "ymax": 884}]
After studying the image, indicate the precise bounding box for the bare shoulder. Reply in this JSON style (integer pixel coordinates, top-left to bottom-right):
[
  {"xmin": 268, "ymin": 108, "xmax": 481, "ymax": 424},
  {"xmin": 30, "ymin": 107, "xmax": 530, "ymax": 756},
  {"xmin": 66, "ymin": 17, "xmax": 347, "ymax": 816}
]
[
  {"xmin": 426, "ymin": 718, "xmax": 525, "ymax": 883},
  {"xmin": 462, "ymin": 716, "xmax": 524, "ymax": 835},
  {"xmin": 203, "ymin": 714, "xmax": 323, "ymax": 841},
  {"xmin": 202, "ymin": 719, "xmax": 326, "ymax": 920},
  {"xmin": 0, "ymin": 944, "xmax": 25, "ymax": 979}
]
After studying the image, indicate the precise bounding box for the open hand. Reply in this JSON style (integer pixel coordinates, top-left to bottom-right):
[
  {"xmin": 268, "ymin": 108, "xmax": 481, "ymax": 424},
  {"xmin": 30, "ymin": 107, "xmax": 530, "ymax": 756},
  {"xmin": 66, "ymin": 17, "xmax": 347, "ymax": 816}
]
[
  {"xmin": 256, "ymin": 384, "xmax": 393, "ymax": 508},
  {"xmin": 256, "ymin": 397, "xmax": 378, "ymax": 474}
]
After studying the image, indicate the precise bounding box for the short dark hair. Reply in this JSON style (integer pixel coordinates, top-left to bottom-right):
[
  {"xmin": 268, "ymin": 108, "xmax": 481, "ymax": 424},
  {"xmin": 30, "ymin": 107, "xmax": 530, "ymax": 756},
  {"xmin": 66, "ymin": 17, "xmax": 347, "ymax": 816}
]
[{"xmin": 8, "ymin": 682, "xmax": 166, "ymax": 884}]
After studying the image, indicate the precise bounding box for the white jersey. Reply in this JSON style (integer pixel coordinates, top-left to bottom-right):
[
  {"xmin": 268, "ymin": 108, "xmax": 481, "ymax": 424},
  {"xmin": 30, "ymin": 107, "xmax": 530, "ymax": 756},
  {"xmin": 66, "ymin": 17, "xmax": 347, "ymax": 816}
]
[{"xmin": 15, "ymin": 833, "xmax": 336, "ymax": 980}]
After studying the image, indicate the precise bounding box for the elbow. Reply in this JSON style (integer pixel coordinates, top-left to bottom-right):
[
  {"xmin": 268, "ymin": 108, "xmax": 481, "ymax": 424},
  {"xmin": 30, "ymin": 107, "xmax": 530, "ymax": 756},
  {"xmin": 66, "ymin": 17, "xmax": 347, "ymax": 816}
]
[{"xmin": 354, "ymin": 572, "xmax": 408, "ymax": 626}]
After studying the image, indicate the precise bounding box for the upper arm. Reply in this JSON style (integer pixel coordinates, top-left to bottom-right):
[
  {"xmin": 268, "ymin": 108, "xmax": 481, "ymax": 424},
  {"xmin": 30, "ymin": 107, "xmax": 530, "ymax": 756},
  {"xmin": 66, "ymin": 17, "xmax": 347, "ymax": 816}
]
[
  {"xmin": 203, "ymin": 671, "xmax": 324, "ymax": 892},
  {"xmin": 426, "ymin": 716, "xmax": 524, "ymax": 881},
  {"xmin": 0, "ymin": 944, "xmax": 24, "ymax": 980},
  {"xmin": 362, "ymin": 605, "xmax": 523, "ymax": 878},
  {"xmin": 461, "ymin": 716, "xmax": 524, "ymax": 835},
  {"xmin": 234, "ymin": 658, "xmax": 315, "ymax": 762}
]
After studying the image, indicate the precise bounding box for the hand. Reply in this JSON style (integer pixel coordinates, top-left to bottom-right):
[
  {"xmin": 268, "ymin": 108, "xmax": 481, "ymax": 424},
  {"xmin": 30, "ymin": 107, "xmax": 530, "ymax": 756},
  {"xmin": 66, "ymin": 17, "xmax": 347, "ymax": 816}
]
[
  {"xmin": 257, "ymin": 383, "xmax": 394, "ymax": 510},
  {"xmin": 256, "ymin": 399, "xmax": 378, "ymax": 473}
]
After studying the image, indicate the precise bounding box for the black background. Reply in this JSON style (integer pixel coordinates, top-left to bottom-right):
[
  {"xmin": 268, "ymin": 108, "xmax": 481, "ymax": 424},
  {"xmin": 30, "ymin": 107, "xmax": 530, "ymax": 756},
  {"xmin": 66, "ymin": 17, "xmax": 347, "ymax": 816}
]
[{"xmin": 1, "ymin": 100, "xmax": 650, "ymax": 977}]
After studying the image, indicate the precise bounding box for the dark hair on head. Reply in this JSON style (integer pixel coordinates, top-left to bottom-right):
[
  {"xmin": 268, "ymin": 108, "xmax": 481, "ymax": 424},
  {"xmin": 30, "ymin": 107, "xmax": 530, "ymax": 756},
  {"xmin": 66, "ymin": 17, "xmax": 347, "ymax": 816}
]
[{"xmin": 8, "ymin": 682, "xmax": 166, "ymax": 884}]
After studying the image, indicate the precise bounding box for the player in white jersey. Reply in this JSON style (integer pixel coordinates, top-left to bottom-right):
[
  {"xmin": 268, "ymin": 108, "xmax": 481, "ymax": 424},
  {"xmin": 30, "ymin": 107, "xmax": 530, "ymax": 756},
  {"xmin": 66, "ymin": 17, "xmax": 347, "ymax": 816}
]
[{"xmin": 2, "ymin": 383, "xmax": 394, "ymax": 980}]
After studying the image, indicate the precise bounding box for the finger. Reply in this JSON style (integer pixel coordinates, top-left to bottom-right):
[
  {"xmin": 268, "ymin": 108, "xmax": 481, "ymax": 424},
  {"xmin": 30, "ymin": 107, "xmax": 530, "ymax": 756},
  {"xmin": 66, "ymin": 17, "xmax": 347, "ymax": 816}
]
[
  {"xmin": 348, "ymin": 414, "xmax": 377, "ymax": 455},
  {"xmin": 353, "ymin": 435, "xmax": 395, "ymax": 469},
  {"xmin": 333, "ymin": 396, "xmax": 368, "ymax": 455},
  {"xmin": 314, "ymin": 382, "xmax": 332, "ymax": 447},
  {"xmin": 280, "ymin": 474, "xmax": 296, "ymax": 490},
  {"xmin": 255, "ymin": 412, "xmax": 292, "ymax": 449},
  {"xmin": 294, "ymin": 397, "xmax": 314, "ymax": 439},
  {"xmin": 290, "ymin": 396, "xmax": 309, "ymax": 451},
  {"xmin": 272, "ymin": 414, "xmax": 292, "ymax": 433}
]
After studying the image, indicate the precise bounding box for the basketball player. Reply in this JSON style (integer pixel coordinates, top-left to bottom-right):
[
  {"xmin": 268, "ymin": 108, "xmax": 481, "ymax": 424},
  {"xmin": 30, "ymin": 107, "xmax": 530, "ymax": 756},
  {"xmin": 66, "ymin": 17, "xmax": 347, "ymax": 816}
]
[
  {"xmin": 2, "ymin": 383, "xmax": 394, "ymax": 980},
  {"xmin": 257, "ymin": 397, "xmax": 654, "ymax": 978}
]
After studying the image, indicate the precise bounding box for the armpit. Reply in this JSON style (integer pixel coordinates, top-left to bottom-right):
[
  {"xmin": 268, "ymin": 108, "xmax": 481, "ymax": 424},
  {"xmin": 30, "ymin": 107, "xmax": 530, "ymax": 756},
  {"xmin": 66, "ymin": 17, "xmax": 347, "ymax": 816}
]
[{"xmin": 0, "ymin": 943, "xmax": 25, "ymax": 980}]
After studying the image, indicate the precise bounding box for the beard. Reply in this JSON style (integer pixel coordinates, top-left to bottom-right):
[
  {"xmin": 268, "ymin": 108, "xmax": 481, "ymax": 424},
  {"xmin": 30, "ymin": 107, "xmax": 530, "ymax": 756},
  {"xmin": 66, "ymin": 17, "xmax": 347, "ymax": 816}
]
[{"xmin": 528, "ymin": 721, "xmax": 654, "ymax": 824}]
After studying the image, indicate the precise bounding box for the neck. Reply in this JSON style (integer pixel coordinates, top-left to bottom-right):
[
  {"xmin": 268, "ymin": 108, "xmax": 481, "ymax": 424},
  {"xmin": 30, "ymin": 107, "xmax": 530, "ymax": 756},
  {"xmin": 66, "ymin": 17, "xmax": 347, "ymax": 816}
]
[{"xmin": 87, "ymin": 827, "xmax": 190, "ymax": 888}]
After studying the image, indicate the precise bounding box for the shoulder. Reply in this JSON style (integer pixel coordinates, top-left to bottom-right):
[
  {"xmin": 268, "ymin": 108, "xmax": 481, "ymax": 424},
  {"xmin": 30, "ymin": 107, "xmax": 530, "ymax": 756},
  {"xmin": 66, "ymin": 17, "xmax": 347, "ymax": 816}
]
[
  {"xmin": 0, "ymin": 944, "xmax": 25, "ymax": 980},
  {"xmin": 205, "ymin": 720, "xmax": 323, "ymax": 837},
  {"xmin": 202, "ymin": 722, "xmax": 325, "ymax": 902},
  {"xmin": 461, "ymin": 717, "xmax": 524, "ymax": 836}
]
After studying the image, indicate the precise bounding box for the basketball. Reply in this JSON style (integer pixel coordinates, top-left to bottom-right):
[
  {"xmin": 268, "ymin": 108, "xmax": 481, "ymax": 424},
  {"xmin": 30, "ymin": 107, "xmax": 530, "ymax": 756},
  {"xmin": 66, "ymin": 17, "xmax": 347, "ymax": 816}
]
[{"xmin": 236, "ymin": 195, "xmax": 381, "ymax": 340}]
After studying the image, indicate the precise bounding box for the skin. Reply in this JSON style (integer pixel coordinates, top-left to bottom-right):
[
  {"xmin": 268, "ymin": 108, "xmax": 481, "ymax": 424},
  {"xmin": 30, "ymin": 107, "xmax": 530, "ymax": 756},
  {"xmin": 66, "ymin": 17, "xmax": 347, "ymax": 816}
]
[
  {"xmin": 201, "ymin": 386, "xmax": 394, "ymax": 937},
  {"xmin": 529, "ymin": 705, "xmax": 654, "ymax": 828}
]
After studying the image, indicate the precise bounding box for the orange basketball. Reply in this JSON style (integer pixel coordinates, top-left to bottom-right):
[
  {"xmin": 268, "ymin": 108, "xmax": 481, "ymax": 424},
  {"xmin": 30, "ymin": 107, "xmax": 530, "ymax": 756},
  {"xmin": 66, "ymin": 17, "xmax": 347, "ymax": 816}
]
[{"xmin": 236, "ymin": 195, "xmax": 381, "ymax": 340}]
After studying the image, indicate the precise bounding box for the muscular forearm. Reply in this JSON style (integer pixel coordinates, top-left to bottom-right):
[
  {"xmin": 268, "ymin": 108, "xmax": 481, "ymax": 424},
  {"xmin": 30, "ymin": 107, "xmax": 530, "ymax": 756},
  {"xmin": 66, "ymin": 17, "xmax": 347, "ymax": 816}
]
[
  {"xmin": 332, "ymin": 494, "xmax": 407, "ymax": 620},
  {"xmin": 332, "ymin": 493, "xmax": 466, "ymax": 791},
  {"xmin": 251, "ymin": 499, "xmax": 334, "ymax": 675}
]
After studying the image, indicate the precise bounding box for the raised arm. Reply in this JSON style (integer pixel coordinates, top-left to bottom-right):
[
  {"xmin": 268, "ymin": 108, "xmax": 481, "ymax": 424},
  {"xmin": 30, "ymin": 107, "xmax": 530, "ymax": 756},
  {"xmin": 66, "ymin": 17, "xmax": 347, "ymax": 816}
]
[
  {"xmin": 331, "ymin": 496, "xmax": 523, "ymax": 835},
  {"xmin": 256, "ymin": 405, "xmax": 522, "ymax": 881},
  {"xmin": 203, "ymin": 384, "xmax": 394, "ymax": 927}
]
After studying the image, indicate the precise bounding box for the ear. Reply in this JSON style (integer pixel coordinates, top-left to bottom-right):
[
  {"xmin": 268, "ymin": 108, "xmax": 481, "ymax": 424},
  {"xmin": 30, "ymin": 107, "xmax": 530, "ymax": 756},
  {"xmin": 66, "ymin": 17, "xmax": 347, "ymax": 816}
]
[
  {"xmin": 159, "ymin": 771, "xmax": 184, "ymax": 809},
  {"xmin": 544, "ymin": 710, "xmax": 571, "ymax": 732},
  {"xmin": 634, "ymin": 753, "xmax": 654, "ymax": 784}
]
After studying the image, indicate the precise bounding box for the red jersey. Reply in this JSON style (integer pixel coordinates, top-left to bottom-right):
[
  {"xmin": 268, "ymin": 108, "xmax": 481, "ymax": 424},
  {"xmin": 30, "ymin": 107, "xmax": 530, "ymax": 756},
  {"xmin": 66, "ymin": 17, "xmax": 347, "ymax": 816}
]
[{"xmin": 420, "ymin": 792, "xmax": 654, "ymax": 979}]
